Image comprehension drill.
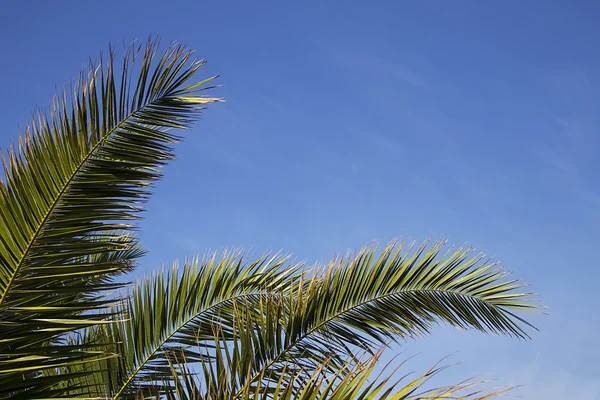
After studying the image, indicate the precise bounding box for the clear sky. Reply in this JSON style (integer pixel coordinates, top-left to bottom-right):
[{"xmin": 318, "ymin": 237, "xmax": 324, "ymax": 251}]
[{"xmin": 1, "ymin": 1, "xmax": 599, "ymax": 398}]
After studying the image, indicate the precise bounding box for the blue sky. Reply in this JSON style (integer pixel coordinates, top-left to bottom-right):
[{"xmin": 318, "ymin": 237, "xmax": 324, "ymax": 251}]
[{"xmin": 1, "ymin": 1, "xmax": 599, "ymax": 397}]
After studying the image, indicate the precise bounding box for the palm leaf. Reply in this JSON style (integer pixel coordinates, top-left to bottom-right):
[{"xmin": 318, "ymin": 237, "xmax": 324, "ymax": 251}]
[
  {"xmin": 64, "ymin": 251, "xmax": 300, "ymax": 398},
  {"xmin": 77, "ymin": 239, "xmax": 538, "ymax": 398},
  {"xmin": 0, "ymin": 38, "xmax": 219, "ymax": 396},
  {"xmin": 236, "ymin": 239, "xmax": 539, "ymax": 392}
]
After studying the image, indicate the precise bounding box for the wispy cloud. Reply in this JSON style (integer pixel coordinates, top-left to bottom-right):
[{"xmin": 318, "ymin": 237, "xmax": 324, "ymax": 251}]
[
  {"xmin": 327, "ymin": 47, "xmax": 426, "ymax": 87},
  {"xmin": 508, "ymin": 362, "xmax": 600, "ymax": 399},
  {"xmin": 361, "ymin": 131, "xmax": 406, "ymax": 157},
  {"xmin": 529, "ymin": 67, "xmax": 600, "ymax": 209}
]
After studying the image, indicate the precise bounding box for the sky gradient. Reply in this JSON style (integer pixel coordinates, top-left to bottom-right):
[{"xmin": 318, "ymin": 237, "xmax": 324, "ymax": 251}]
[{"xmin": 1, "ymin": 1, "xmax": 599, "ymax": 397}]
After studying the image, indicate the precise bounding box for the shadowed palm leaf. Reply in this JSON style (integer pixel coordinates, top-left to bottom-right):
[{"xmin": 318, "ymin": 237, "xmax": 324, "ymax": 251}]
[{"xmin": 0, "ymin": 38, "xmax": 219, "ymax": 397}]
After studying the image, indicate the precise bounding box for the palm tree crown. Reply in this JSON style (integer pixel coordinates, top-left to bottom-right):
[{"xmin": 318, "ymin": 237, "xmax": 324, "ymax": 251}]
[{"xmin": 0, "ymin": 39, "xmax": 540, "ymax": 399}]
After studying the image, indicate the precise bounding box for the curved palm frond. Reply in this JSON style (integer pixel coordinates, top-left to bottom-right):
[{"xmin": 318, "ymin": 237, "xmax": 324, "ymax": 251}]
[
  {"xmin": 232, "ymin": 239, "xmax": 539, "ymax": 392},
  {"xmin": 76, "ymin": 239, "xmax": 538, "ymax": 398},
  {"xmin": 0, "ymin": 38, "xmax": 219, "ymax": 396},
  {"xmin": 64, "ymin": 251, "xmax": 301, "ymax": 399}
]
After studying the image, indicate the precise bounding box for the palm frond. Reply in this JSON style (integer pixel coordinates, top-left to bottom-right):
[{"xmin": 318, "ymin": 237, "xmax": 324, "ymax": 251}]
[
  {"xmin": 0, "ymin": 38, "xmax": 219, "ymax": 396},
  {"xmin": 237, "ymin": 239, "xmax": 539, "ymax": 391},
  {"xmin": 69, "ymin": 251, "xmax": 300, "ymax": 398},
  {"xmin": 79, "ymin": 239, "xmax": 538, "ymax": 398}
]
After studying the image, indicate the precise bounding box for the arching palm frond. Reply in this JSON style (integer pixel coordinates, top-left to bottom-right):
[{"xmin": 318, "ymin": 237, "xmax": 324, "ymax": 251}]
[
  {"xmin": 62, "ymin": 251, "xmax": 301, "ymax": 399},
  {"xmin": 76, "ymin": 239, "xmax": 538, "ymax": 398},
  {"xmin": 0, "ymin": 38, "xmax": 219, "ymax": 397},
  {"xmin": 229, "ymin": 239, "xmax": 539, "ymax": 393}
]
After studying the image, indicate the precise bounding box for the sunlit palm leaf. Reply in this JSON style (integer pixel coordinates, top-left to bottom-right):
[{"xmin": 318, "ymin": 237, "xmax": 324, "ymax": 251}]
[
  {"xmin": 232, "ymin": 239, "xmax": 539, "ymax": 392},
  {"xmin": 77, "ymin": 239, "xmax": 537, "ymax": 398},
  {"xmin": 0, "ymin": 38, "xmax": 219, "ymax": 396},
  {"xmin": 65, "ymin": 251, "xmax": 301, "ymax": 398}
]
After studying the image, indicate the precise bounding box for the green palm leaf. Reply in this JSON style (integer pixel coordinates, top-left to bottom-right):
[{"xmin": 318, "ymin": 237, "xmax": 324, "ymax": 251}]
[
  {"xmin": 73, "ymin": 239, "xmax": 538, "ymax": 398},
  {"xmin": 63, "ymin": 251, "xmax": 301, "ymax": 398},
  {"xmin": 233, "ymin": 239, "xmax": 539, "ymax": 393},
  {"xmin": 0, "ymin": 38, "xmax": 219, "ymax": 396}
]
